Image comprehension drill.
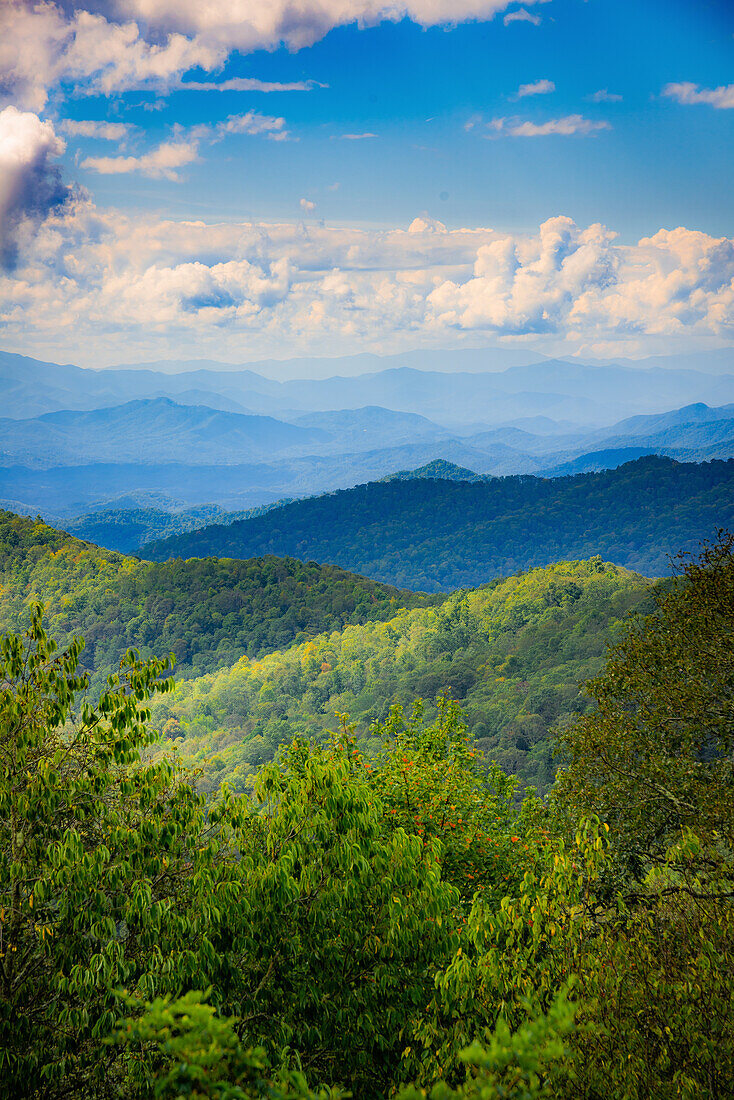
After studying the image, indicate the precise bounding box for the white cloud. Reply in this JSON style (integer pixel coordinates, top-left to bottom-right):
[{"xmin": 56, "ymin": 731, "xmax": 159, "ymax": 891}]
[
  {"xmin": 503, "ymin": 8, "xmax": 541, "ymax": 25},
  {"xmin": 118, "ymin": 0, "xmax": 546, "ymax": 46},
  {"xmin": 81, "ymin": 139, "xmax": 198, "ymax": 179},
  {"xmin": 338, "ymin": 132, "xmax": 378, "ymax": 140},
  {"xmin": 61, "ymin": 119, "xmax": 132, "ymax": 140},
  {"xmin": 0, "ymin": 106, "xmax": 71, "ymax": 267},
  {"xmin": 80, "ymin": 110, "xmax": 291, "ymax": 179},
  {"xmin": 516, "ymin": 79, "xmax": 555, "ymax": 97},
  {"xmin": 588, "ymin": 89, "xmax": 622, "ymax": 104},
  {"xmin": 489, "ymin": 114, "xmax": 611, "ymax": 136},
  {"xmin": 2, "ymin": 201, "xmax": 732, "ymax": 364},
  {"xmin": 179, "ymin": 77, "xmax": 326, "ymax": 92},
  {"xmin": 662, "ymin": 82, "xmax": 734, "ymax": 109},
  {"xmin": 0, "ymin": 2, "xmax": 222, "ymax": 110},
  {"xmin": 1, "ymin": 1, "xmax": 548, "ymax": 109},
  {"xmin": 300, "ymin": 198, "xmax": 316, "ymax": 211},
  {"xmin": 215, "ymin": 111, "xmax": 287, "ymax": 136},
  {"xmin": 408, "ymin": 216, "xmax": 447, "ymax": 234}
]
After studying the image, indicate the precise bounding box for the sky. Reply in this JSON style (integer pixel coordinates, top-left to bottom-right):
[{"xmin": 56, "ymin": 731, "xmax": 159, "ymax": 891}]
[{"xmin": 0, "ymin": 0, "xmax": 732, "ymax": 369}]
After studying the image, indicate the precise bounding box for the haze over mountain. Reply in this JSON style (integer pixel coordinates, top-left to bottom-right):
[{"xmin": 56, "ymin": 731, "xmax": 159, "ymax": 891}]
[
  {"xmin": 0, "ymin": 399, "xmax": 330, "ymax": 468},
  {"xmin": 4, "ymin": 347, "xmax": 734, "ymax": 427}
]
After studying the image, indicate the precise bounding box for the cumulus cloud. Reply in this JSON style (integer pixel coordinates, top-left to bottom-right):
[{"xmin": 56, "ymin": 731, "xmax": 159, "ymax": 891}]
[
  {"xmin": 516, "ymin": 79, "xmax": 555, "ymax": 97},
  {"xmin": 489, "ymin": 114, "xmax": 611, "ymax": 136},
  {"xmin": 2, "ymin": 200, "xmax": 731, "ymax": 364},
  {"xmin": 81, "ymin": 138, "xmax": 198, "ymax": 179},
  {"xmin": 662, "ymin": 82, "xmax": 734, "ymax": 109},
  {"xmin": 1, "ymin": 0, "xmax": 547, "ymax": 109},
  {"xmin": 0, "ymin": 2, "xmax": 222, "ymax": 110},
  {"xmin": 427, "ymin": 217, "xmax": 620, "ymax": 332},
  {"xmin": 0, "ymin": 106, "xmax": 72, "ymax": 268},
  {"xmin": 300, "ymin": 198, "xmax": 316, "ymax": 212},
  {"xmin": 408, "ymin": 216, "xmax": 448, "ymax": 234},
  {"xmin": 118, "ymin": 0, "xmax": 545, "ymax": 47},
  {"xmin": 61, "ymin": 119, "xmax": 132, "ymax": 140},
  {"xmin": 503, "ymin": 8, "xmax": 541, "ymax": 25}
]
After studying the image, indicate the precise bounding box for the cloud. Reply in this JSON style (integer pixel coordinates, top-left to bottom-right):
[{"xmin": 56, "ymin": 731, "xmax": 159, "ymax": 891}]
[
  {"xmin": 408, "ymin": 216, "xmax": 447, "ymax": 233},
  {"xmin": 588, "ymin": 89, "xmax": 622, "ymax": 104},
  {"xmin": 191, "ymin": 110, "xmax": 293, "ymax": 143},
  {"xmin": 0, "ymin": 106, "xmax": 72, "ymax": 268},
  {"xmin": 61, "ymin": 119, "xmax": 132, "ymax": 140},
  {"xmin": 488, "ymin": 114, "xmax": 611, "ymax": 136},
  {"xmin": 503, "ymin": 8, "xmax": 541, "ymax": 25},
  {"xmin": 662, "ymin": 82, "xmax": 734, "ymax": 109},
  {"xmin": 516, "ymin": 79, "xmax": 555, "ymax": 98},
  {"xmin": 0, "ymin": 2, "xmax": 222, "ymax": 110},
  {"xmin": 81, "ymin": 139, "xmax": 198, "ymax": 179},
  {"xmin": 118, "ymin": 0, "xmax": 546, "ymax": 46},
  {"xmin": 84, "ymin": 110, "xmax": 293, "ymax": 180},
  {"xmin": 3, "ymin": 199, "xmax": 731, "ymax": 366},
  {"xmin": 179, "ymin": 77, "xmax": 327, "ymax": 92},
  {"xmin": 1, "ymin": 1, "xmax": 547, "ymax": 109},
  {"xmin": 300, "ymin": 198, "xmax": 316, "ymax": 211},
  {"xmin": 215, "ymin": 111, "xmax": 287, "ymax": 136},
  {"xmin": 338, "ymin": 132, "xmax": 378, "ymax": 140}
]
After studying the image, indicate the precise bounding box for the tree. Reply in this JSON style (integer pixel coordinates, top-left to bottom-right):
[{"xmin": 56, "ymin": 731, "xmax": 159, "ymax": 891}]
[
  {"xmin": 555, "ymin": 532, "xmax": 734, "ymax": 874},
  {"xmin": 0, "ymin": 605, "xmax": 212, "ymax": 1098}
]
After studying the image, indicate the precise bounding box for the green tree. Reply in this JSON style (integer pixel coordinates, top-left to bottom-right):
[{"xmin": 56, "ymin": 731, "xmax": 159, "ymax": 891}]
[
  {"xmin": 555, "ymin": 532, "xmax": 734, "ymax": 874},
  {"xmin": 112, "ymin": 991, "xmax": 345, "ymax": 1100},
  {"xmin": 0, "ymin": 605, "xmax": 211, "ymax": 1097}
]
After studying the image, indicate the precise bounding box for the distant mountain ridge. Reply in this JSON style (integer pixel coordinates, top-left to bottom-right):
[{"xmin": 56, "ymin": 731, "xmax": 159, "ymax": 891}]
[
  {"xmin": 4, "ymin": 346, "xmax": 734, "ymax": 426},
  {"xmin": 0, "ymin": 398, "xmax": 328, "ymax": 468},
  {"xmin": 142, "ymin": 456, "xmax": 734, "ymax": 591}
]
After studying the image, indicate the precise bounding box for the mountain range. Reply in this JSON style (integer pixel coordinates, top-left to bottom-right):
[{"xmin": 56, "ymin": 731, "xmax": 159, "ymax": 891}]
[
  {"xmin": 4, "ymin": 346, "xmax": 734, "ymax": 426},
  {"xmin": 4, "ymin": 346, "xmax": 734, "ymax": 525}
]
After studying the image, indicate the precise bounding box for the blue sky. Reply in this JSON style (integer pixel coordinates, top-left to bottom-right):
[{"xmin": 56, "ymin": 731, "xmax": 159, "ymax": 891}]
[
  {"xmin": 63, "ymin": 0, "xmax": 734, "ymax": 238},
  {"xmin": 0, "ymin": 0, "xmax": 732, "ymax": 367}
]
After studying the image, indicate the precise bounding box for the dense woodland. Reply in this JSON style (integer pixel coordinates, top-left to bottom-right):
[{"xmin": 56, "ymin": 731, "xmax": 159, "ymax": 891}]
[
  {"xmin": 1, "ymin": 535, "xmax": 732, "ymax": 1099},
  {"xmin": 66, "ymin": 499, "xmax": 296, "ymax": 555},
  {"xmin": 143, "ymin": 456, "xmax": 734, "ymax": 590},
  {"xmin": 0, "ymin": 511, "xmax": 437, "ymax": 687},
  {"xmin": 149, "ymin": 558, "xmax": 652, "ymax": 795}
]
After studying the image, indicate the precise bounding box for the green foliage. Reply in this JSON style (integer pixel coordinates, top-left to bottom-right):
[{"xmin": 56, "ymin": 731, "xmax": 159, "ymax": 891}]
[
  {"xmin": 556, "ymin": 531, "xmax": 734, "ymax": 872},
  {"xmin": 143, "ymin": 456, "xmax": 734, "ymax": 590},
  {"xmin": 366, "ymin": 697, "xmax": 524, "ymax": 906},
  {"xmin": 2, "ymin": 535, "xmax": 733, "ymax": 1100},
  {"xmin": 150, "ymin": 559, "xmax": 649, "ymax": 794},
  {"xmin": 112, "ymin": 991, "xmax": 344, "ymax": 1099},
  {"xmin": 0, "ymin": 605, "xmax": 210, "ymax": 1097},
  {"xmin": 397, "ymin": 989, "xmax": 575, "ymax": 1100},
  {"xmin": 0, "ymin": 509, "xmax": 437, "ymax": 689}
]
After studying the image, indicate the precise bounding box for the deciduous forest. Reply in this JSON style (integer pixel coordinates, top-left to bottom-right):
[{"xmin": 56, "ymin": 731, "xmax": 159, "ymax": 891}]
[{"xmin": 1, "ymin": 536, "xmax": 732, "ymax": 1099}]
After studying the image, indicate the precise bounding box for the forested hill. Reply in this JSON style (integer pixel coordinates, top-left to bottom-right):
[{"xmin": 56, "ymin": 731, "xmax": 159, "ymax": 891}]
[
  {"xmin": 0, "ymin": 511, "xmax": 438, "ymax": 685},
  {"xmin": 148, "ymin": 557, "xmax": 653, "ymax": 796},
  {"xmin": 143, "ymin": 456, "xmax": 734, "ymax": 591}
]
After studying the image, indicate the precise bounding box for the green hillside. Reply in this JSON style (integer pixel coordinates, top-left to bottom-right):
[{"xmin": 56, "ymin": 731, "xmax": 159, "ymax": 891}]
[
  {"xmin": 379, "ymin": 459, "xmax": 489, "ymax": 483},
  {"xmin": 0, "ymin": 511, "xmax": 438, "ymax": 687},
  {"xmin": 142, "ymin": 456, "xmax": 734, "ymax": 590},
  {"xmin": 149, "ymin": 557, "xmax": 653, "ymax": 795}
]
